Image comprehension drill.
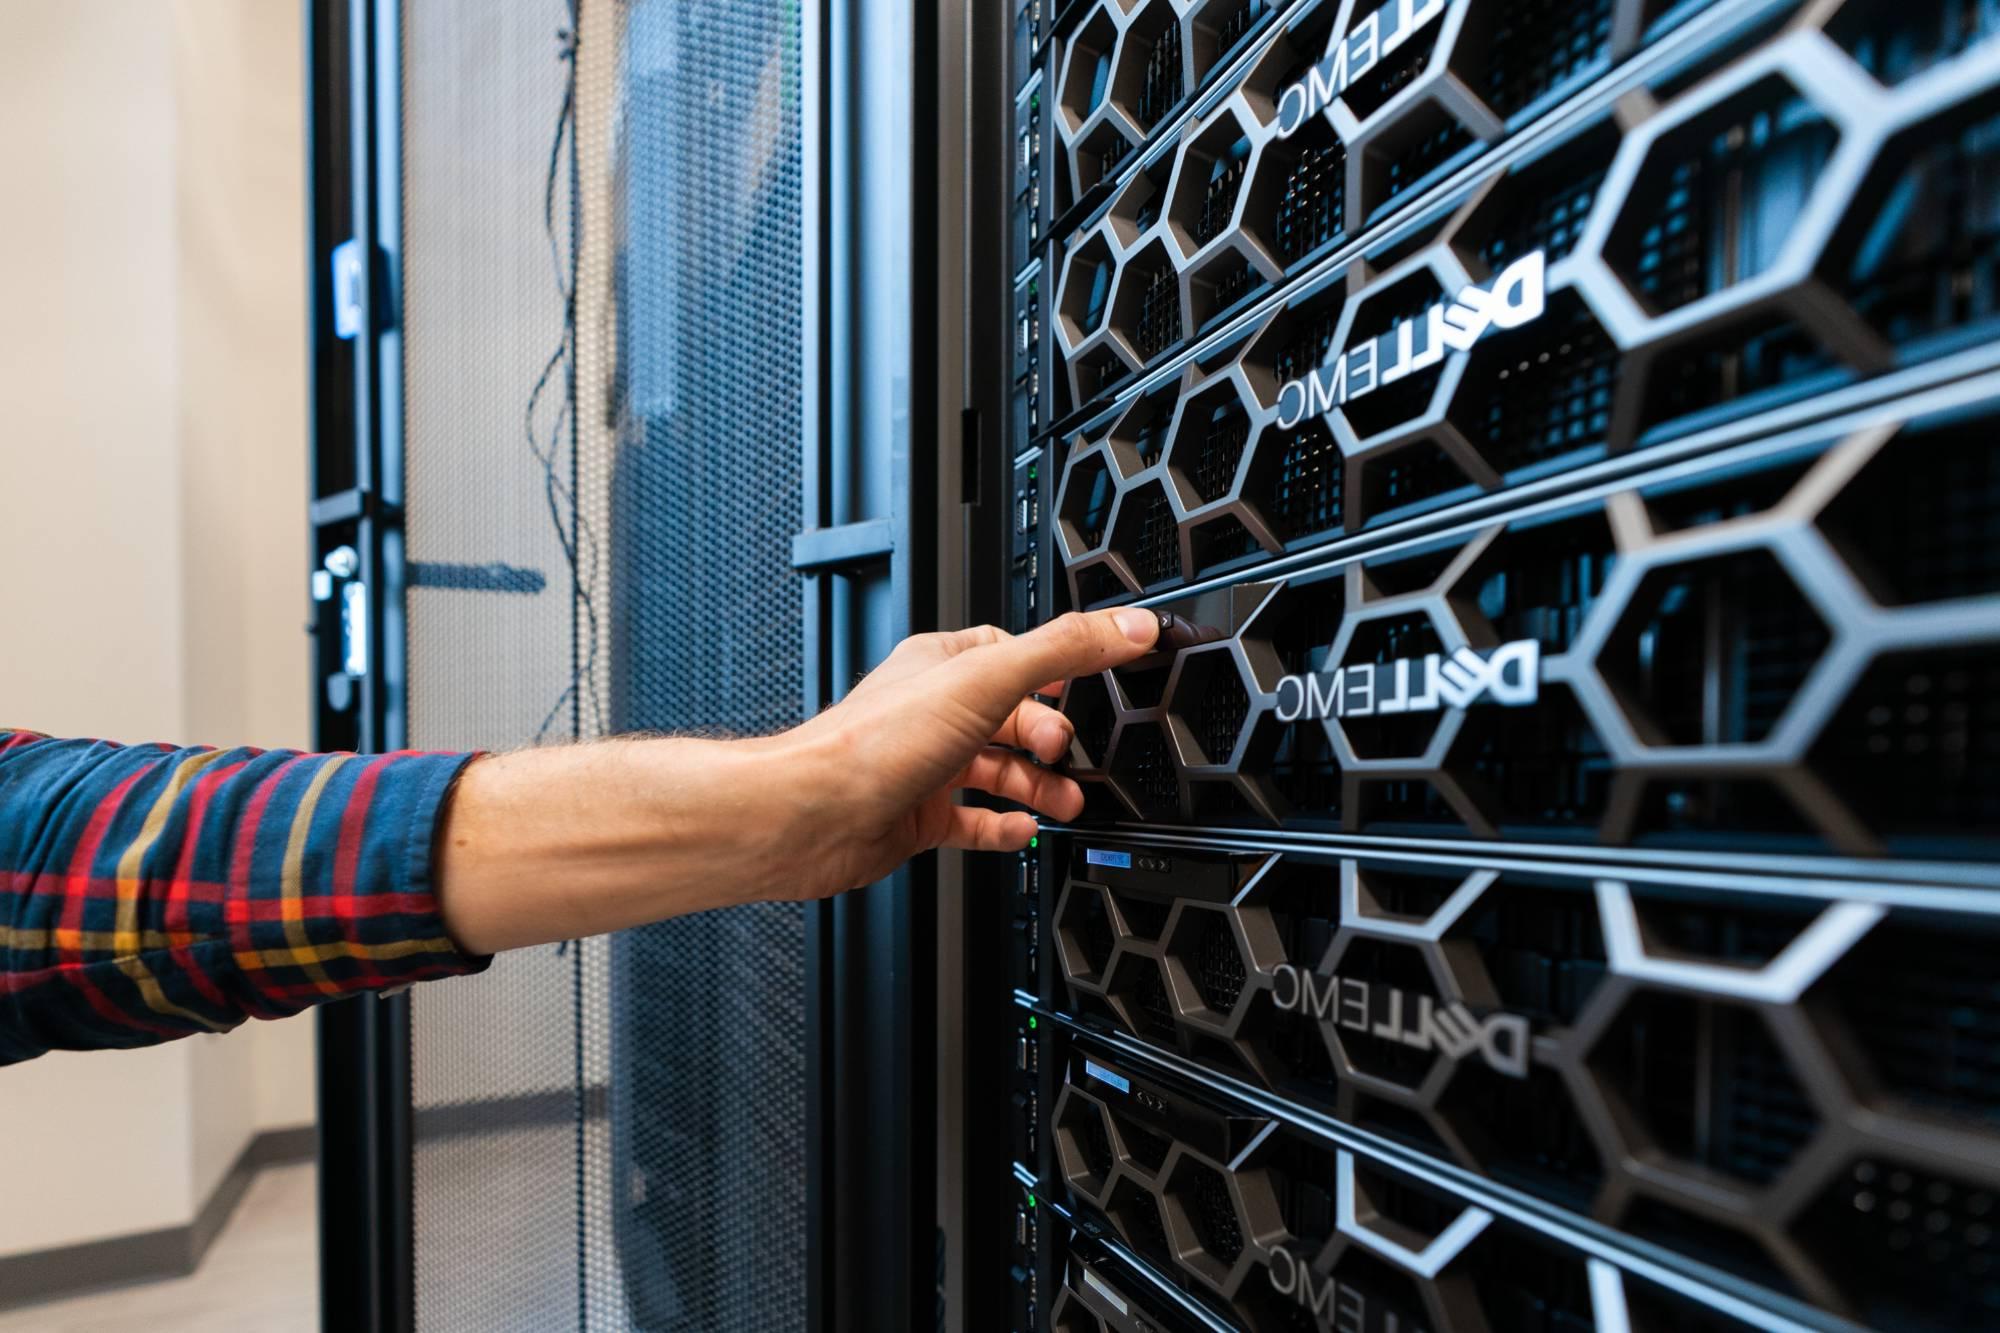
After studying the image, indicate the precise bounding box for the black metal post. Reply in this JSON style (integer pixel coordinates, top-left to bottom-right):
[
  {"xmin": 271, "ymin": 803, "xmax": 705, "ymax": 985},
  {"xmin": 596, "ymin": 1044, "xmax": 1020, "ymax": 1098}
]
[{"xmin": 308, "ymin": 0, "xmax": 413, "ymax": 1328}]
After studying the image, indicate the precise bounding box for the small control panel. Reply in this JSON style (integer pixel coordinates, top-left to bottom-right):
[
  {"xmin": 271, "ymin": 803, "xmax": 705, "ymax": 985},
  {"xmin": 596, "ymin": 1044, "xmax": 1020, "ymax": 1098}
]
[{"xmin": 1008, "ymin": 448, "xmax": 1044, "ymax": 632}]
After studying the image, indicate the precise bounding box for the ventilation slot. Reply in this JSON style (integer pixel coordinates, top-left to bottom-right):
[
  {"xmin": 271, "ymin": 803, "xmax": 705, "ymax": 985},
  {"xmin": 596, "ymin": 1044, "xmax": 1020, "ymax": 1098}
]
[
  {"xmin": 1134, "ymin": 264, "xmax": 1184, "ymax": 360},
  {"xmin": 1813, "ymin": 645, "xmax": 2000, "ymax": 850},
  {"xmin": 1193, "ymin": 137, "xmax": 1251, "ymax": 245},
  {"xmin": 1827, "ymin": 920, "xmax": 2000, "ymax": 1126},
  {"xmin": 1275, "ymin": 139, "xmax": 1346, "ymax": 262},
  {"xmin": 1138, "ymin": 21, "xmax": 1184, "ymax": 128},
  {"xmin": 1482, "ymin": 0, "xmax": 1615, "ymax": 119},
  {"xmin": 1260, "ymin": 423, "xmax": 1345, "ymax": 543}
]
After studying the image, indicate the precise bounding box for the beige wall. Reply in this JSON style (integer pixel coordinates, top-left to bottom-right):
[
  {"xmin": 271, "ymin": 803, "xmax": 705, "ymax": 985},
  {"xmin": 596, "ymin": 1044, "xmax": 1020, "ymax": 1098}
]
[
  {"xmin": 0, "ymin": 3, "xmax": 182, "ymax": 743},
  {"xmin": 0, "ymin": 1048, "xmax": 195, "ymax": 1256},
  {"xmin": 0, "ymin": 0, "xmax": 316, "ymax": 1262},
  {"xmin": 250, "ymin": 1011, "xmax": 318, "ymax": 1130},
  {"xmin": 175, "ymin": 0, "xmax": 313, "ymax": 754}
]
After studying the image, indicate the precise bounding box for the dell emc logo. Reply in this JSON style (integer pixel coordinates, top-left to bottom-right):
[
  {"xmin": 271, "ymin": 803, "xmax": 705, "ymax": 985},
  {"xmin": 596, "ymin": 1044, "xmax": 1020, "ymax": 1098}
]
[
  {"xmin": 1274, "ymin": 640, "xmax": 1540, "ymax": 724},
  {"xmin": 1273, "ymin": 964, "xmax": 1530, "ymax": 1078},
  {"xmin": 1276, "ymin": 0, "xmax": 1454, "ymax": 138},
  {"xmin": 1269, "ymin": 1245, "xmax": 1435, "ymax": 1331},
  {"xmin": 1275, "ymin": 251, "xmax": 1548, "ymax": 431}
]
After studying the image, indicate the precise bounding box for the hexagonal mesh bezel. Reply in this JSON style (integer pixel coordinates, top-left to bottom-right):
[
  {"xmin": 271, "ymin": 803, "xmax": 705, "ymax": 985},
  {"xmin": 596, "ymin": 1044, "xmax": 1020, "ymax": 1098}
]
[
  {"xmin": 1038, "ymin": 844, "xmax": 2000, "ymax": 1330},
  {"xmin": 1586, "ymin": 990, "xmax": 1823, "ymax": 1187},
  {"xmin": 1059, "ymin": 410, "xmax": 2000, "ymax": 858},
  {"xmin": 1049, "ymin": 15, "xmax": 2000, "ymax": 614},
  {"xmin": 1598, "ymin": 548, "xmax": 1835, "ymax": 748}
]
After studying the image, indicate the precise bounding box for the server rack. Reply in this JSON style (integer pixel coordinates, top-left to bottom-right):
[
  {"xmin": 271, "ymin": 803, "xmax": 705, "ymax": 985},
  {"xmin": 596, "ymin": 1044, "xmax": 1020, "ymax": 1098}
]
[
  {"xmin": 309, "ymin": 0, "xmax": 2000, "ymax": 1330},
  {"xmin": 991, "ymin": 3, "xmax": 2000, "ymax": 1333}
]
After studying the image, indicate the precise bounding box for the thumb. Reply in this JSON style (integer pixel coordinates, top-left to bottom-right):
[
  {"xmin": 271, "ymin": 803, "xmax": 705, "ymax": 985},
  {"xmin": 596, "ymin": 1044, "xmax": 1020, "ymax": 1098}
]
[{"xmin": 945, "ymin": 609, "xmax": 1160, "ymax": 730}]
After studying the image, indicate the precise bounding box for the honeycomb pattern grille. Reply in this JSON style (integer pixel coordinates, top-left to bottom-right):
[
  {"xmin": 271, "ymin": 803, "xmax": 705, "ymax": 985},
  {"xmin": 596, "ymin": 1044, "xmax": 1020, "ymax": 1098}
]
[
  {"xmin": 1032, "ymin": 8, "xmax": 2000, "ymax": 1332},
  {"xmin": 1053, "ymin": 7, "xmax": 2000, "ymax": 599},
  {"xmin": 1049, "ymin": 1044, "xmax": 1639, "ymax": 1327},
  {"xmin": 1187, "ymin": 1161, "xmax": 1245, "ymax": 1264},
  {"xmin": 1045, "ymin": 845, "xmax": 2000, "ymax": 1329},
  {"xmin": 1061, "ymin": 411, "xmax": 2000, "ymax": 857},
  {"xmin": 1052, "ymin": 0, "xmax": 1288, "ymax": 205}
]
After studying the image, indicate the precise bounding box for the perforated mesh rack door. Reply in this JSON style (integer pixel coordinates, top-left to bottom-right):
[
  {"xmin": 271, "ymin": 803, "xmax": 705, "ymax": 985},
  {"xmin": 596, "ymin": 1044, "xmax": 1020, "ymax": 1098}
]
[{"xmin": 396, "ymin": 1, "xmax": 806, "ymax": 1327}]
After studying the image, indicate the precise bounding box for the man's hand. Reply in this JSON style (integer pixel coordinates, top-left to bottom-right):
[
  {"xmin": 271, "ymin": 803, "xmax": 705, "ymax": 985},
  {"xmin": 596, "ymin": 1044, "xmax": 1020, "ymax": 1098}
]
[
  {"xmin": 782, "ymin": 607, "xmax": 1162, "ymax": 894},
  {"xmin": 436, "ymin": 608, "xmax": 1161, "ymax": 953}
]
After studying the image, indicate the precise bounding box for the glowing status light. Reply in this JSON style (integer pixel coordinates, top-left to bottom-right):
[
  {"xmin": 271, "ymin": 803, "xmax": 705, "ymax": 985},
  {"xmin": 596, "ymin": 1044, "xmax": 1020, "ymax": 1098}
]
[
  {"xmin": 1026, "ymin": 1193, "xmax": 1036, "ymax": 1208},
  {"xmin": 1029, "ymin": 836, "xmax": 1038, "ymax": 849},
  {"xmin": 1028, "ymin": 1016, "xmax": 1038, "ymax": 1029}
]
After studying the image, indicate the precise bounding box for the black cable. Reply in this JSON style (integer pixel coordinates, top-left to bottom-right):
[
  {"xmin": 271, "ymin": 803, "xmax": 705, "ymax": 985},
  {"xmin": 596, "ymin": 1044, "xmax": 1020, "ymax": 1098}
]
[
  {"xmin": 528, "ymin": 0, "xmax": 605, "ymax": 746},
  {"xmin": 521, "ymin": 5, "xmax": 598, "ymax": 1327}
]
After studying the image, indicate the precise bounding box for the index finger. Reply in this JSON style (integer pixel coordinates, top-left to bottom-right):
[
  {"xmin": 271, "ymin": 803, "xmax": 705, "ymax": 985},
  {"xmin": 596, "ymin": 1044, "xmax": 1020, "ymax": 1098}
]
[{"xmin": 942, "ymin": 609, "xmax": 1160, "ymax": 732}]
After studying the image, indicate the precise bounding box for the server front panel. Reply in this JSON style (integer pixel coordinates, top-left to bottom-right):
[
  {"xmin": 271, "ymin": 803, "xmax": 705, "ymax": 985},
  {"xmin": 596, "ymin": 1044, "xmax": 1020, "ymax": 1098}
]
[{"xmin": 991, "ymin": 1, "xmax": 2000, "ymax": 1330}]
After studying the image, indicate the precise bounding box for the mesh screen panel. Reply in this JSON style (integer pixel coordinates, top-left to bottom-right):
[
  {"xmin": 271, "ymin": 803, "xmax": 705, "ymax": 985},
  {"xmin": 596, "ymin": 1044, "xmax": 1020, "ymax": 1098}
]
[{"xmin": 400, "ymin": 1, "xmax": 806, "ymax": 1328}]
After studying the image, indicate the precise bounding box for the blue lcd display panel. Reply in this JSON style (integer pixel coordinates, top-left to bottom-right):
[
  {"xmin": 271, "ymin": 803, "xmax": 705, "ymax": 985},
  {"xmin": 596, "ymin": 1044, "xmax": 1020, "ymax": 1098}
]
[
  {"xmin": 1083, "ymin": 1060, "xmax": 1131, "ymax": 1094},
  {"xmin": 1085, "ymin": 848, "xmax": 1133, "ymax": 870}
]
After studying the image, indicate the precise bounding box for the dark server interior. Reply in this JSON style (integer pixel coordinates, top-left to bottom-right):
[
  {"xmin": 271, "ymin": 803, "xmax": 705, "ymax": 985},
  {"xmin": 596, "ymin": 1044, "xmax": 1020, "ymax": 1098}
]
[{"xmin": 991, "ymin": 1, "xmax": 2000, "ymax": 1331}]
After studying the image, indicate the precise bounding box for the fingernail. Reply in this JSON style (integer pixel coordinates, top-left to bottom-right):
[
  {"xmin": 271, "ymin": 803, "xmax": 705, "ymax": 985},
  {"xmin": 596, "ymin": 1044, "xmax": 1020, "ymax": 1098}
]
[
  {"xmin": 1112, "ymin": 607, "xmax": 1159, "ymax": 645},
  {"xmin": 1032, "ymin": 718, "xmax": 1070, "ymax": 755}
]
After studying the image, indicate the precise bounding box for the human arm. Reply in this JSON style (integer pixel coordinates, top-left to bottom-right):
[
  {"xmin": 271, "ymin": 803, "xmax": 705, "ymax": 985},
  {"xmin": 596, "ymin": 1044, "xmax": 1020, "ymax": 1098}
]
[
  {"xmin": 0, "ymin": 607, "xmax": 1160, "ymax": 1060},
  {"xmin": 433, "ymin": 607, "xmax": 1161, "ymax": 952}
]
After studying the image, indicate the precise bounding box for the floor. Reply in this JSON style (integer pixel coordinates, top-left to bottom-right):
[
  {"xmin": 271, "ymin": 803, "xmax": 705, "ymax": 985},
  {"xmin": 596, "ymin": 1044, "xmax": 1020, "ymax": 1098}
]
[{"xmin": 0, "ymin": 1164, "xmax": 317, "ymax": 1333}]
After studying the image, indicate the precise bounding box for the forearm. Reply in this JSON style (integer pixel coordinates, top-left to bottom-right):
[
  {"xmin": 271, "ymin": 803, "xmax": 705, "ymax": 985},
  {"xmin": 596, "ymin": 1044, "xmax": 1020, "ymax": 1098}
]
[{"xmin": 435, "ymin": 734, "xmax": 830, "ymax": 954}]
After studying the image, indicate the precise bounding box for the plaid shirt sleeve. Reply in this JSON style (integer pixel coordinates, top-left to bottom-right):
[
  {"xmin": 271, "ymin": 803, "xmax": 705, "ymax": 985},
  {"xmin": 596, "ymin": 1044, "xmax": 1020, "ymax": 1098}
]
[{"xmin": 0, "ymin": 728, "xmax": 490, "ymax": 1065}]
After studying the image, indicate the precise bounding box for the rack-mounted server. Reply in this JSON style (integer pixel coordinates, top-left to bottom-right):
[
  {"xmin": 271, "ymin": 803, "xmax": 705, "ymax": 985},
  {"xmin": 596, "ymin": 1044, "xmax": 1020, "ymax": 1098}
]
[
  {"xmin": 1057, "ymin": 404, "xmax": 2000, "ymax": 860},
  {"xmin": 1017, "ymin": 833, "xmax": 2000, "ymax": 1330},
  {"xmin": 1019, "ymin": 1022, "xmax": 1867, "ymax": 1332}
]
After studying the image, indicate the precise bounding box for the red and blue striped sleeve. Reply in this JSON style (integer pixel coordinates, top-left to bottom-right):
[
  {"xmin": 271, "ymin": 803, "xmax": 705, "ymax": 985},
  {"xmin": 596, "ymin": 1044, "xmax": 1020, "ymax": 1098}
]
[{"xmin": 0, "ymin": 728, "xmax": 489, "ymax": 1065}]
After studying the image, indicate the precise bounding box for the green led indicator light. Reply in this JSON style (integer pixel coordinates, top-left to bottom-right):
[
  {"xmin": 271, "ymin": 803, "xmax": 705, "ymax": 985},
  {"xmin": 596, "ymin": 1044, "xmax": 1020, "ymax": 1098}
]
[
  {"xmin": 1028, "ymin": 1016, "xmax": 1038, "ymax": 1029},
  {"xmin": 1030, "ymin": 835, "xmax": 1039, "ymax": 849},
  {"xmin": 1026, "ymin": 1193, "xmax": 1036, "ymax": 1208}
]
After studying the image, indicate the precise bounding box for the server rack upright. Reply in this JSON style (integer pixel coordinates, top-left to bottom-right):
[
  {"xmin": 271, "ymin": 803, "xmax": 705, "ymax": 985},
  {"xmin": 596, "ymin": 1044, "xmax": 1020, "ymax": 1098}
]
[
  {"xmin": 313, "ymin": 2, "xmax": 969, "ymax": 1328},
  {"xmin": 990, "ymin": 2, "xmax": 2000, "ymax": 1330}
]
